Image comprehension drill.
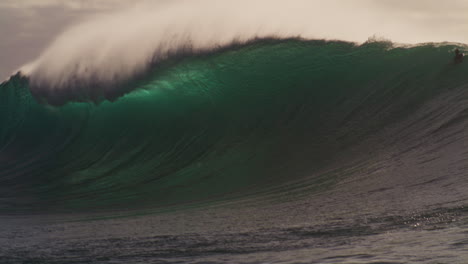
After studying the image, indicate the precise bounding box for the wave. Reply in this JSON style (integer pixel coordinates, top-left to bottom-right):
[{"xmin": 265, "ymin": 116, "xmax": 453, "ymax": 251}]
[{"xmin": 1, "ymin": 38, "xmax": 468, "ymax": 213}]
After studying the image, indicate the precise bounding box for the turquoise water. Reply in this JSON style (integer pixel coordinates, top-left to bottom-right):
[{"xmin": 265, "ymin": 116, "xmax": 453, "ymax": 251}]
[{"xmin": 1, "ymin": 39, "xmax": 468, "ymax": 263}]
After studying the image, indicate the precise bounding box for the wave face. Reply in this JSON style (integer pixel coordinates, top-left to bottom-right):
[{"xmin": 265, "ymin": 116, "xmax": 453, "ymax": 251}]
[{"xmin": 1, "ymin": 39, "xmax": 468, "ymax": 213}]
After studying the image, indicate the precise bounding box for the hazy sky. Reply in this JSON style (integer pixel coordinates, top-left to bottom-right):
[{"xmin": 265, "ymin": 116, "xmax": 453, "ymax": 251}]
[
  {"xmin": 0, "ymin": 0, "xmax": 131, "ymax": 80},
  {"xmin": 1, "ymin": 0, "xmax": 468, "ymax": 81}
]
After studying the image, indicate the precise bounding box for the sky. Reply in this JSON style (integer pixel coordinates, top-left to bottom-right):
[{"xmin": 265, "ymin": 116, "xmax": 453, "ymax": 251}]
[
  {"xmin": 0, "ymin": 0, "xmax": 133, "ymax": 80},
  {"xmin": 1, "ymin": 0, "xmax": 468, "ymax": 81}
]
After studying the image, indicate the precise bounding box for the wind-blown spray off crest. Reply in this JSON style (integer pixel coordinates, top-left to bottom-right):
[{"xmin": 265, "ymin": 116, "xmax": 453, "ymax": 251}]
[
  {"xmin": 20, "ymin": 0, "xmax": 468, "ymax": 104},
  {"xmin": 23, "ymin": 0, "xmax": 462, "ymax": 103},
  {"xmin": 26, "ymin": 0, "xmax": 304, "ymax": 98},
  {"xmin": 26, "ymin": 0, "xmax": 357, "ymax": 98}
]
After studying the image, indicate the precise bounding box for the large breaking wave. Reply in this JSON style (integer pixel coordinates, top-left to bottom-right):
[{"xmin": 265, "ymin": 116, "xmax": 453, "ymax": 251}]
[{"xmin": 2, "ymin": 38, "xmax": 468, "ymax": 214}]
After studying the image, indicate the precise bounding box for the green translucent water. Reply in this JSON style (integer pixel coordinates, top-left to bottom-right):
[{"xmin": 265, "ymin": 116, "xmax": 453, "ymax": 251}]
[{"xmin": 1, "ymin": 39, "xmax": 466, "ymax": 213}]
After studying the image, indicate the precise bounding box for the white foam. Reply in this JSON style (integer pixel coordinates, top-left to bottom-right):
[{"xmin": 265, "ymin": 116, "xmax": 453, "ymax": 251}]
[{"xmin": 23, "ymin": 0, "xmax": 468, "ymax": 92}]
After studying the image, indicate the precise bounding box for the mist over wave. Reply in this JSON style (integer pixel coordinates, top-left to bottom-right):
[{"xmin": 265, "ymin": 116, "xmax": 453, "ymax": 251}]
[
  {"xmin": 25, "ymin": 0, "xmax": 329, "ymax": 96},
  {"xmin": 20, "ymin": 0, "xmax": 468, "ymax": 103}
]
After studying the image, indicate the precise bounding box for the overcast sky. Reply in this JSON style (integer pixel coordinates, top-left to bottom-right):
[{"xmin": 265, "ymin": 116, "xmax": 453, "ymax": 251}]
[
  {"xmin": 1, "ymin": 0, "xmax": 468, "ymax": 81},
  {"xmin": 0, "ymin": 0, "xmax": 133, "ymax": 80}
]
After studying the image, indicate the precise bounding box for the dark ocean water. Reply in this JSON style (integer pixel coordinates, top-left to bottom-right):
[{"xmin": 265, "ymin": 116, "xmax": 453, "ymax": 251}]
[{"xmin": 1, "ymin": 39, "xmax": 468, "ymax": 263}]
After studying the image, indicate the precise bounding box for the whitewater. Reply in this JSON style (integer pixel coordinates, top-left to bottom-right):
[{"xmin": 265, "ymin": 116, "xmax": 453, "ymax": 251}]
[{"xmin": 1, "ymin": 1, "xmax": 468, "ymax": 263}]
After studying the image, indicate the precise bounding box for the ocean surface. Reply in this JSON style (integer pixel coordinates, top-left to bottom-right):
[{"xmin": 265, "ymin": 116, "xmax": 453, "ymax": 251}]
[{"xmin": 1, "ymin": 39, "xmax": 468, "ymax": 263}]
